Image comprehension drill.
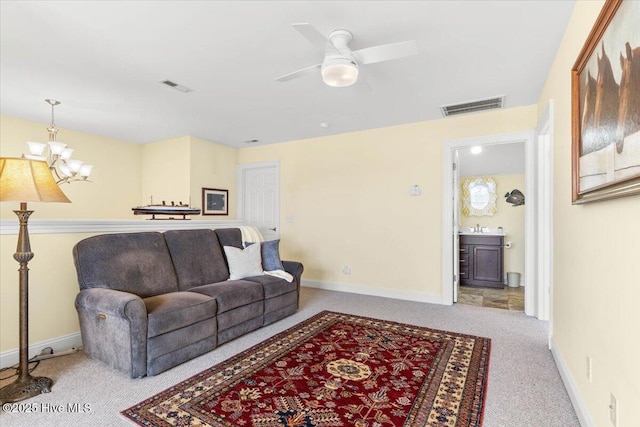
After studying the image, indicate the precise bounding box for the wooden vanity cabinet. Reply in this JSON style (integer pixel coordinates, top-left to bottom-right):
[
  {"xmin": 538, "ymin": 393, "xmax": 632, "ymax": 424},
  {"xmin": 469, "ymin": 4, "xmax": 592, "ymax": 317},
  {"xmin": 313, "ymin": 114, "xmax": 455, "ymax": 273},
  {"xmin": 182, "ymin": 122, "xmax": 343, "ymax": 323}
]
[{"xmin": 459, "ymin": 234, "xmax": 504, "ymax": 288}]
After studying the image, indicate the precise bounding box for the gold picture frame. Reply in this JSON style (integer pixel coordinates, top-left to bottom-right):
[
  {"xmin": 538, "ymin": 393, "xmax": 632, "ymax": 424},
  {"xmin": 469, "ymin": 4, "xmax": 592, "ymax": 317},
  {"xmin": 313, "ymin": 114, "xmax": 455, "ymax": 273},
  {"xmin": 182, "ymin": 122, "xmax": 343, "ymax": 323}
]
[
  {"xmin": 461, "ymin": 177, "xmax": 498, "ymax": 217},
  {"xmin": 571, "ymin": 0, "xmax": 640, "ymax": 204}
]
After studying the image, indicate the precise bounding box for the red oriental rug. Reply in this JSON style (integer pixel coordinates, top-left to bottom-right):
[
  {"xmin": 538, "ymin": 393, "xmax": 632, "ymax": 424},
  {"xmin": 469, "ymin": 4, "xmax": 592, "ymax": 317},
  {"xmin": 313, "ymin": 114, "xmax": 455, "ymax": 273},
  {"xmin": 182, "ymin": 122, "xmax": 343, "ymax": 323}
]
[{"xmin": 122, "ymin": 311, "xmax": 491, "ymax": 427}]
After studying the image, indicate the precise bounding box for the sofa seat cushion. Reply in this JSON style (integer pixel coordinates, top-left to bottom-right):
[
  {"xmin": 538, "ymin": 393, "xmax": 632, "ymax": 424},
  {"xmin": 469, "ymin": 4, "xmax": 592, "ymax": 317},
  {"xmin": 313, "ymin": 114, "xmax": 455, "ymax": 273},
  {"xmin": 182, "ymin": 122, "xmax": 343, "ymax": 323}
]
[
  {"xmin": 188, "ymin": 280, "xmax": 263, "ymax": 314},
  {"xmin": 243, "ymin": 275, "xmax": 297, "ymax": 299},
  {"xmin": 144, "ymin": 292, "xmax": 217, "ymax": 338}
]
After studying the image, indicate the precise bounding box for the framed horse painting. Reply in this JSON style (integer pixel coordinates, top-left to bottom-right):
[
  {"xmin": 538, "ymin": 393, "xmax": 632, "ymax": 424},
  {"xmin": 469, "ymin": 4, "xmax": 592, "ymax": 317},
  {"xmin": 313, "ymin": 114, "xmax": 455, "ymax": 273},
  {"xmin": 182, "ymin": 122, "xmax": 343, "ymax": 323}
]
[{"xmin": 571, "ymin": 0, "xmax": 640, "ymax": 203}]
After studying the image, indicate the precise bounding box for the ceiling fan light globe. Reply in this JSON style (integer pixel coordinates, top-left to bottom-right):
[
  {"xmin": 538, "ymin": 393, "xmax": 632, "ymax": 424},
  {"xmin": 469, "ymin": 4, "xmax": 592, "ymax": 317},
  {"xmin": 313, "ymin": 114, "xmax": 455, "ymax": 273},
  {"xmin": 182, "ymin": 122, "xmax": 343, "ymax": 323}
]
[{"xmin": 321, "ymin": 61, "xmax": 358, "ymax": 87}]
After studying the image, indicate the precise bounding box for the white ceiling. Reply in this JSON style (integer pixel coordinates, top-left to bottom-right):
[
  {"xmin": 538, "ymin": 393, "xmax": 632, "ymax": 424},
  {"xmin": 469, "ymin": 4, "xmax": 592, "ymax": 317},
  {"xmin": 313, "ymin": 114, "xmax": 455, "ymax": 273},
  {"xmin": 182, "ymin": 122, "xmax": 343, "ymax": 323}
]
[
  {"xmin": 458, "ymin": 143, "xmax": 525, "ymax": 177},
  {"xmin": 0, "ymin": 1, "xmax": 575, "ymax": 148}
]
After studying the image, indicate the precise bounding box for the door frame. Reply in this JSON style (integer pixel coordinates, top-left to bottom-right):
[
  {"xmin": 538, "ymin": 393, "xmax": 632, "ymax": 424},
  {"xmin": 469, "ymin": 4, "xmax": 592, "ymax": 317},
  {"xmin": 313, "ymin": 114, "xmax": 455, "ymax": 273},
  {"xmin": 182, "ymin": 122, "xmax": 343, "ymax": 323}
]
[
  {"xmin": 237, "ymin": 160, "xmax": 281, "ymax": 239},
  {"xmin": 536, "ymin": 101, "xmax": 554, "ymax": 325},
  {"xmin": 452, "ymin": 150, "xmax": 460, "ymax": 303},
  {"xmin": 441, "ymin": 130, "xmax": 538, "ymax": 316}
]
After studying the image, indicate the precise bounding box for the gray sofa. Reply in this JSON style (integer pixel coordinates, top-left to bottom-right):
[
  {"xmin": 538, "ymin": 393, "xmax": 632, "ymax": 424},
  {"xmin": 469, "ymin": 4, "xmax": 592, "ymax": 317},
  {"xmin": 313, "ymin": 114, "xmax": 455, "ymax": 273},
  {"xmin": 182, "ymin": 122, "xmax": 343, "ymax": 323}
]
[{"xmin": 72, "ymin": 228, "xmax": 303, "ymax": 378}]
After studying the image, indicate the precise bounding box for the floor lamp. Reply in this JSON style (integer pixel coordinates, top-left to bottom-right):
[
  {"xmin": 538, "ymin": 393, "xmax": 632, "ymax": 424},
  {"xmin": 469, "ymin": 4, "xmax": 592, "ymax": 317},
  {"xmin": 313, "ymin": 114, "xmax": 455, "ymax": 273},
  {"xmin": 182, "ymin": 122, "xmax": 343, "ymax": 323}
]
[{"xmin": 0, "ymin": 157, "xmax": 70, "ymax": 403}]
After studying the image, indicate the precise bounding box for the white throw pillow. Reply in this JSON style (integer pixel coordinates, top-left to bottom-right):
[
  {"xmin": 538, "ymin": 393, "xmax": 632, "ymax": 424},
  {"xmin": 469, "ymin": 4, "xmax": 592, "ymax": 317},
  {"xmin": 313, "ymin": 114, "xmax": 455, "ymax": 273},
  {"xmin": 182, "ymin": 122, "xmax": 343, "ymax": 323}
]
[{"xmin": 224, "ymin": 244, "xmax": 264, "ymax": 280}]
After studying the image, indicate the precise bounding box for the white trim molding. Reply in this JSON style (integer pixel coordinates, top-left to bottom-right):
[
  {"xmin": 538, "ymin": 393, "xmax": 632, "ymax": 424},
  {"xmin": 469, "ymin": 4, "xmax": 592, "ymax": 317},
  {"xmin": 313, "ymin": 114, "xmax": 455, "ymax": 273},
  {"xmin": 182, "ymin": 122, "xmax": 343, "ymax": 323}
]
[
  {"xmin": 0, "ymin": 219, "xmax": 247, "ymax": 235},
  {"xmin": 302, "ymin": 280, "xmax": 443, "ymax": 305},
  {"xmin": 550, "ymin": 337, "xmax": 594, "ymax": 427},
  {"xmin": 0, "ymin": 332, "xmax": 83, "ymax": 369}
]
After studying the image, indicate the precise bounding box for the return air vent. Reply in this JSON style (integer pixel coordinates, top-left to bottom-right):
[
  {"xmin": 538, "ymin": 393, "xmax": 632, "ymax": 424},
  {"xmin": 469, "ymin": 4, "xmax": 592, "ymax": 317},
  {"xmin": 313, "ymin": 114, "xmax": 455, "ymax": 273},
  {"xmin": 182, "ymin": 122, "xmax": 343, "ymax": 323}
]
[
  {"xmin": 160, "ymin": 80, "xmax": 193, "ymax": 93},
  {"xmin": 440, "ymin": 96, "xmax": 505, "ymax": 117}
]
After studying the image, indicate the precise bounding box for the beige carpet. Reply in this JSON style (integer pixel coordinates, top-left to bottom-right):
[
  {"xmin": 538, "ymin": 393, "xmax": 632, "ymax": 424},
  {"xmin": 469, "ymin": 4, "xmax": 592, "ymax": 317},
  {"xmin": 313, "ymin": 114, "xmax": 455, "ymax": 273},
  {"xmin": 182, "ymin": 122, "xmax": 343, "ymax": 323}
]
[{"xmin": 0, "ymin": 287, "xmax": 580, "ymax": 427}]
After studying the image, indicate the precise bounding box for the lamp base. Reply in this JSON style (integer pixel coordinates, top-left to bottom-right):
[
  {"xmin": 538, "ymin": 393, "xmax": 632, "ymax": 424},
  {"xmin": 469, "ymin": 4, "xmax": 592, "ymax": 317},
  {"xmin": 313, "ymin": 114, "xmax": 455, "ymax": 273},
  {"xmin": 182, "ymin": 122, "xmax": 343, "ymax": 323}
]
[{"xmin": 0, "ymin": 374, "xmax": 53, "ymax": 404}]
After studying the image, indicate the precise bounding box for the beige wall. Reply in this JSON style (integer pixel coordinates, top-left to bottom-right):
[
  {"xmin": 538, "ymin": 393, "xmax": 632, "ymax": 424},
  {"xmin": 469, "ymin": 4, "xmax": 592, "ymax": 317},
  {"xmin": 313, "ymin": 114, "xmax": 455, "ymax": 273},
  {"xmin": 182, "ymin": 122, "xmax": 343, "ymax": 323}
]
[
  {"xmin": 141, "ymin": 136, "xmax": 237, "ymax": 217},
  {"xmin": 538, "ymin": 1, "xmax": 640, "ymax": 426},
  {"xmin": 460, "ymin": 174, "xmax": 525, "ymax": 282},
  {"xmin": 142, "ymin": 136, "xmax": 192, "ymax": 206},
  {"xmin": 238, "ymin": 106, "xmax": 537, "ymax": 298},
  {"xmin": 0, "ymin": 115, "xmax": 143, "ymax": 219},
  {"xmin": 0, "ymin": 233, "xmax": 96, "ymax": 351},
  {"xmin": 189, "ymin": 136, "xmax": 237, "ymax": 219}
]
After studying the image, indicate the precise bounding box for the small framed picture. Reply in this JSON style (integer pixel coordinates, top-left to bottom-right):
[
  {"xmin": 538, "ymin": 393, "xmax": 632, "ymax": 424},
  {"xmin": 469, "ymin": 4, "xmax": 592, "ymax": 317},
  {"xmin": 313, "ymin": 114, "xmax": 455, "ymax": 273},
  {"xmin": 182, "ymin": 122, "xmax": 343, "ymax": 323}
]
[{"xmin": 202, "ymin": 188, "xmax": 228, "ymax": 215}]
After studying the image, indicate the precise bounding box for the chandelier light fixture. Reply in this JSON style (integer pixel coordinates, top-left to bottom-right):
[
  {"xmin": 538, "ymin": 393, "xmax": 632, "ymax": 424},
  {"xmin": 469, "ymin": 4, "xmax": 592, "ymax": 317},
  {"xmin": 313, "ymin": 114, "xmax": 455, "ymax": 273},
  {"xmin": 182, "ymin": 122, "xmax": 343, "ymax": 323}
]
[{"xmin": 24, "ymin": 99, "xmax": 93, "ymax": 184}]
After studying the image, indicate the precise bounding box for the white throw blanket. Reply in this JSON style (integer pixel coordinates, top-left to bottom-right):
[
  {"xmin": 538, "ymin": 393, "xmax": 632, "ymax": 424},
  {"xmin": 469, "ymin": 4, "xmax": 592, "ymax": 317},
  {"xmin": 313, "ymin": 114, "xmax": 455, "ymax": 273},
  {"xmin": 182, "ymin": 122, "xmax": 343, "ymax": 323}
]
[
  {"xmin": 239, "ymin": 226, "xmax": 264, "ymax": 243},
  {"xmin": 265, "ymin": 269, "xmax": 294, "ymax": 282}
]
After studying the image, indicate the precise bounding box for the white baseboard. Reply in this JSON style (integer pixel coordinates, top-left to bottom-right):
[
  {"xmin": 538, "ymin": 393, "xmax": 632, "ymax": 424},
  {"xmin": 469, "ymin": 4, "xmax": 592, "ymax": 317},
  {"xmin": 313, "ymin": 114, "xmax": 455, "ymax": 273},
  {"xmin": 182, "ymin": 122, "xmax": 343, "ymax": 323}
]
[
  {"xmin": 0, "ymin": 332, "xmax": 82, "ymax": 369},
  {"xmin": 302, "ymin": 280, "xmax": 443, "ymax": 305},
  {"xmin": 550, "ymin": 336, "xmax": 593, "ymax": 427}
]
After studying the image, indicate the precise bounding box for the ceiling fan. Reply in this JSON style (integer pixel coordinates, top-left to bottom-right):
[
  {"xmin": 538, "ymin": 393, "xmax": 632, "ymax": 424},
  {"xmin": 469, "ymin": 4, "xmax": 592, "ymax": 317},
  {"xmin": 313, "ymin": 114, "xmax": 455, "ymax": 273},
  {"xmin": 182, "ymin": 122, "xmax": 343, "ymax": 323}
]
[{"xmin": 276, "ymin": 23, "xmax": 418, "ymax": 88}]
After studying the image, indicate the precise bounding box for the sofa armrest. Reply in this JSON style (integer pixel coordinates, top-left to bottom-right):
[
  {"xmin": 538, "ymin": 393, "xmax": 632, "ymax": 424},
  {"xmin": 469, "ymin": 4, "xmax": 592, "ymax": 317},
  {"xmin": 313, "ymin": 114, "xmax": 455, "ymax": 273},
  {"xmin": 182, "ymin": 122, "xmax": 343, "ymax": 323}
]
[
  {"xmin": 282, "ymin": 261, "xmax": 304, "ymax": 286},
  {"xmin": 76, "ymin": 288, "xmax": 146, "ymax": 319},
  {"xmin": 75, "ymin": 288, "xmax": 148, "ymax": 378}
]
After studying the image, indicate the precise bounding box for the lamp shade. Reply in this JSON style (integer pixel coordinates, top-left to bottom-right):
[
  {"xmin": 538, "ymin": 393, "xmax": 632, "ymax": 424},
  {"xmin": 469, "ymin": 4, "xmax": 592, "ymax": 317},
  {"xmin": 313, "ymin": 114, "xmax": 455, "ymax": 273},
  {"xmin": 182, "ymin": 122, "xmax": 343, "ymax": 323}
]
[{"xmin": 0, "ymin": 157, "xmax": 71, "ymax": 203}]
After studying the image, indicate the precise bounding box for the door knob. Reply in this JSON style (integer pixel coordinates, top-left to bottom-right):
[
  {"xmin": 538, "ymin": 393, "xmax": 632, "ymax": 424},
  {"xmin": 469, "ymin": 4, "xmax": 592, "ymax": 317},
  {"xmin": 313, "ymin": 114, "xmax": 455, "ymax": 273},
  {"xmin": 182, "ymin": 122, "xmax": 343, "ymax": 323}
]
[{"xmin": 269, "ymin": 227, "xmax": 277, "ymax": 231}]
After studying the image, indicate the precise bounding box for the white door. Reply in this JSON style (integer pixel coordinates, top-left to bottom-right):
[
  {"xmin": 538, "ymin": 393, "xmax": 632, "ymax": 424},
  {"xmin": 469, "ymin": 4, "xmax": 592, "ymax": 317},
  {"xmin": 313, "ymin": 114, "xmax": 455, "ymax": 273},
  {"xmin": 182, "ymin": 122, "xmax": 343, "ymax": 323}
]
[
  {"xmin": 237, "ymin": 162, "xmax": 280, "ymax": 240},
  {"xmin": 452, "ymin": 152, "xmax": 461, "ymax": 302}
]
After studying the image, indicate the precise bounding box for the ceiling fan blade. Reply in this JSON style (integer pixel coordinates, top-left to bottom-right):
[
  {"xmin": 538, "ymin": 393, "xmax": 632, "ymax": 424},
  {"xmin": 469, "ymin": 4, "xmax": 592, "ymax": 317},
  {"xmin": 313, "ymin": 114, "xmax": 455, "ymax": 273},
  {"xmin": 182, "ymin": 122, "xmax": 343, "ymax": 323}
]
[
  {"xmin": 275, "ymin": 64, "xmax": 322, "ymax": 82},
  {"xmin": 292, "ymin": 23, "xmax": 331, "ymax": 51},
  {"xmin": 353, "ymin": 40, "xmax": 418, "ymax": 65},
  {"xmin": 357, "ymin": 74, "xmax": 373, "ymax": 91}
]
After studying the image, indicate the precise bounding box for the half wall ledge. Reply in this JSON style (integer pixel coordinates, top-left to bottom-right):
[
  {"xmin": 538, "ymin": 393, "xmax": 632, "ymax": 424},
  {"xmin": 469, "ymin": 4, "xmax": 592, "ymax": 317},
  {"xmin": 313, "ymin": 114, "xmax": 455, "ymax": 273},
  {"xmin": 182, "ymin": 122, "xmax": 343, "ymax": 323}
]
[{"xmin": 0, "ymin": 219, "xmax": 248, "ymax": 235}]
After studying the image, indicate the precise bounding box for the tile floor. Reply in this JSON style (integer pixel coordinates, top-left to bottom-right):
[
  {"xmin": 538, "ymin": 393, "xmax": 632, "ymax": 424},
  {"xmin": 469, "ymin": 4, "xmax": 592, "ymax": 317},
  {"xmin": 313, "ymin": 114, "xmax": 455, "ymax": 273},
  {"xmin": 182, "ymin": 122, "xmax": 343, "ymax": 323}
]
[{"xmin": 458, "ymin": 285, "xmax": 524, "ymax": 311}]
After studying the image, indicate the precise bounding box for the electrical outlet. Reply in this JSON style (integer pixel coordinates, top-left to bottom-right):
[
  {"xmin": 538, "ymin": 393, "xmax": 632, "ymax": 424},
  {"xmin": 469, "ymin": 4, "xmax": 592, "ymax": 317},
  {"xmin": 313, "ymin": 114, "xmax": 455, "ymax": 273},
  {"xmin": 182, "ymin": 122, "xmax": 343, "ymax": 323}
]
[
  {"xmin": 586, "ymin": 356, "xmax": 592, "ymax": 382},
  {"xmin": 342, "ymin": 265, "xmax": 351, "ymax": 275},
  {"xmin": 609, "ymin": 393, "xmax": 617, "ymax": 426}
]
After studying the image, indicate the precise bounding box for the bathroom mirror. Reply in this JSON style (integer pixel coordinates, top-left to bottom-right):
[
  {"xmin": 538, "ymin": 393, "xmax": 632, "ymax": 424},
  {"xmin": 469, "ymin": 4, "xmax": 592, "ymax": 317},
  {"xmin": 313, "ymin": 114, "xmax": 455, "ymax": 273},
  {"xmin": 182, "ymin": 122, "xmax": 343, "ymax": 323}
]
[{"xmin": 461, "ymin": 177, "xmax": 497, "ymax": 216}]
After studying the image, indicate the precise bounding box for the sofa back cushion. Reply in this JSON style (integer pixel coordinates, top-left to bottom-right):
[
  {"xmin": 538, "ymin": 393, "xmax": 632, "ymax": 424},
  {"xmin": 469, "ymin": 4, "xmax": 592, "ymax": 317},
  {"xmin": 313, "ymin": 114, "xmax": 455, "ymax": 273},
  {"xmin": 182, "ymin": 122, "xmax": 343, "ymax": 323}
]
[
  {"xmin": 164, "ymin": 229, "xmax": 230, "ymax": 290},
  {"xmin": 73, "ymin": 232, "xmax": 179, "ymax": 297},
  {"xmin": 214, "ymin": 228, "xmax": 243, "ymax": 249}
]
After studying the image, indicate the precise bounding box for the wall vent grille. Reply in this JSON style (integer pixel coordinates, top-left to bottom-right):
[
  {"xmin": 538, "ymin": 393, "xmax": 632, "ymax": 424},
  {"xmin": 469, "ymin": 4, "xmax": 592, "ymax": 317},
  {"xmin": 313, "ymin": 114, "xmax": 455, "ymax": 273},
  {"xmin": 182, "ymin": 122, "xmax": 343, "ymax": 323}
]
[{"xmin": 440, "ymin": 96, "xmax": 505, "ymax": 117}]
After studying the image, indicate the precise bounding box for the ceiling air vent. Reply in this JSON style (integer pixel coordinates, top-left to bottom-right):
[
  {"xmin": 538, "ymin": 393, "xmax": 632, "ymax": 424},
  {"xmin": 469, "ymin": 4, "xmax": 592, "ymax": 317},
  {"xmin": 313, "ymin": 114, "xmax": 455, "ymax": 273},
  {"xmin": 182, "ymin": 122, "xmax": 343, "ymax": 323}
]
[
  {"xmin": 160, "ymin": 80, "xmax": 193, "ymax": 93},
  {"xmin": 440, "ymin": 96, "xmax": 505, "ymax": 117}
]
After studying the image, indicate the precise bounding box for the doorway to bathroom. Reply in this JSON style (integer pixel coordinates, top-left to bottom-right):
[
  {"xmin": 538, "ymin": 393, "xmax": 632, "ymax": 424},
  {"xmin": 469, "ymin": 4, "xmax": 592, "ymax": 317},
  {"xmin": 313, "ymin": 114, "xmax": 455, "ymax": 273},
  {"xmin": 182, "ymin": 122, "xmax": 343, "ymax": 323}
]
[
  {"xmin": 456, "ymin": 142, "xmax": 526, "ymax": 312},
  {"xmin": 441, "ymin": 110, "xmax": 554, "ymax": 322}
]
